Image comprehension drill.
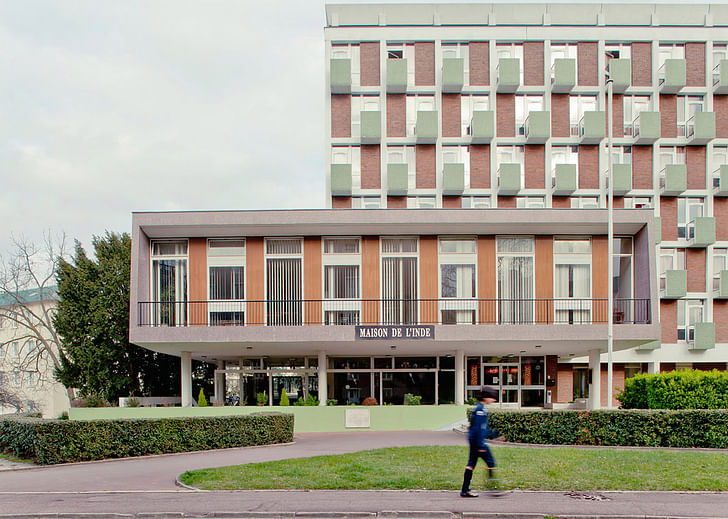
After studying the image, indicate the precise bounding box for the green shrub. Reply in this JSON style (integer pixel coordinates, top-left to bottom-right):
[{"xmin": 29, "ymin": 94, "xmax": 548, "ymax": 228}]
[
  {"xmin": 617, "ymin": 370, "xmax": 728, "ymax": 409},
  {"xmin": 294, "ymin": 394, "xmax": 319, "ymax": 406},
  {"xmin": 465, "ymin": 409, "xmax": 728, "ymax": 448},
  {"xmin": 197, "ymin": 389, "xmax": 208, "ymax": 408},
  {"xmin": 256, "ymin": 392, "xmax": 268, "ymax": 405},
  {"xmin": 327, "ymin": 399, "xmax": 338, "ymax": 406},
  {"xmin": 84, "ymin": 394, "xmax": 109, "ymax": 408},
  {"xmin": 126, "ymin": 398, "xmax": 141, "ymax": 408},
  {"xmin": 279, "ymin": 391, "xmax": 290, "ymax": 406},
  {"xmin": 403, "ymin": 393, "xmax": 422, "ymax": 405},
  {"xmin": 0, "ymin": 413, "xmax": 294, "ymax": 465}
]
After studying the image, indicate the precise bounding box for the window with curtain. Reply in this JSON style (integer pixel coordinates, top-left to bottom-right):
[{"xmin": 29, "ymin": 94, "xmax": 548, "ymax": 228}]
[
  {"xmin": 151, "ymin": 240, "xmax": 188, "ymax": 326},
  {"xmin": 325, "ymin": 265, "xmax": 359, "ymax": 299},
  {"xmin": 266, "ymin": 238, "xmax": 303, "ymax": 326},
  {"xmin": 382, "ymin": 255, "xmax": 418, "ymax": 325},
  {"xmin": 496, "ymin": 237, "xmax": 534, "ymax": 324},
  {"xmin": 553, "ymin": 238, "xmax": 591, "ymax": 324}
]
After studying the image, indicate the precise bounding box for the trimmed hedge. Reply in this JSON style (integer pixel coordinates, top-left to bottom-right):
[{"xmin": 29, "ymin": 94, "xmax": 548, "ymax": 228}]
[
  {"xmin": 0, "ymin": 412, "xmax": 293, "ymax": 465},
  {"xmin": 468, "ymin": 409, "xmax": 728, "ymax": 448},
  {"xmin": 617, "ymin": 370, "xmax": 728, "ymax": 409}
]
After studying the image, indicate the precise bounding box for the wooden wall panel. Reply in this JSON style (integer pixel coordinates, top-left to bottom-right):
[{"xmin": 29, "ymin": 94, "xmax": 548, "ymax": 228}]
[
  {"xmin": 477, "ymin": 236, "xmax": 496, "ymax": 323},
  {"xmin": 246, "ymin": 237, "xmax": 265, "ymax": 326},
  {"xmin": 188, "ymin": 238, "xmax": 207, "ymax": 326},
  {"xmin": 362, "ymin": 236, "xmax": 380, "ymax": 324},
  {"xmin": 535, "ymin": 236, "xmax": 553, "ymax": 324},
  {"xmin": 419, "ymin": 236, "xmax": 438, "ymax": 324},
  {"xmin": 304, "ymin": 237, "xmax": 322, "ymax": 325},
  {"xmin": 592, "ymin": 236, "xmax": 608, "ymax": 323}
]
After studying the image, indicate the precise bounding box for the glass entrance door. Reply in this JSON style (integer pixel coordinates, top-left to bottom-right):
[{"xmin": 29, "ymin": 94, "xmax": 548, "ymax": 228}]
[{"xmin": 482, "ymin": 363, "xmax": 520, "ymax": 405}]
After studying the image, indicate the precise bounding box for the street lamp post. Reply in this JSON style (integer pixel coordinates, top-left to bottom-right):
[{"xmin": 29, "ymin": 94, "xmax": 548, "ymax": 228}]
[{"xmin": 606, "ymin": 73, "xmax": 614, "ymax": 409}]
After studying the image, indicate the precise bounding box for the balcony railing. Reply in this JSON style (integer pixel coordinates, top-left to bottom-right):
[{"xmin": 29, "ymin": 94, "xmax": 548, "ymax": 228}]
[{"xmin": 138, "ymin": 298, "xmax": 651, "ymax": 327}]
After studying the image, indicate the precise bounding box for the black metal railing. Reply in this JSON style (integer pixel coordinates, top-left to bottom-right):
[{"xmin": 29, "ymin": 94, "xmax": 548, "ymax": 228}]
[{"xmin": 138, "ymin": 298, "xmax": 651, "ymax": 327}]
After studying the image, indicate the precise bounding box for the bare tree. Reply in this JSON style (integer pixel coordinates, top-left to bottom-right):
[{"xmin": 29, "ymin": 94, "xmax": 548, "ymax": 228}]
[
  {"xmin": 0, "ymin": 232, "xmax": 74, "ymax": 404},
  {"xmin": 0, "ymin": 371, "xmax": 24, "ymax": 413}
]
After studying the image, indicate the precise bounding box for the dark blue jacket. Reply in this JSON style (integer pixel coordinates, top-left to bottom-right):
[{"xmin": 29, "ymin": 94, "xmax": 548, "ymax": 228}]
[{"xmin": 468, "ymin": 402, "xmax": 496, "ymax": 448}]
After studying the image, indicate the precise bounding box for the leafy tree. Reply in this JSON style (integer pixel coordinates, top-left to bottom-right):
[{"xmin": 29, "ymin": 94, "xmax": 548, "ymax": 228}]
[{"xmin": 197, "ymin": 388, "xmax": 208, "ymax": 407}]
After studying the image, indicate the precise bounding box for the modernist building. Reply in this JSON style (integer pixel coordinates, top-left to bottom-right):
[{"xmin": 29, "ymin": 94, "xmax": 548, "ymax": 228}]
[{"xmin": 129, "ymin": 2, "xmax": 728, "ymax": 410}]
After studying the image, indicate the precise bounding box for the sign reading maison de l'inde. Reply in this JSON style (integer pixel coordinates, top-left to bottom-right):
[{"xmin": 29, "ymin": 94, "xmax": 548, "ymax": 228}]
[{"xmin": 355, "ymin": 325, "xmax": 435, "ymax": 340}]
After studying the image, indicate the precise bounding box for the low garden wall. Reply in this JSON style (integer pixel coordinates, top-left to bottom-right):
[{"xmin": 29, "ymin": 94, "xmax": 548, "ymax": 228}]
[{"xmin": 0, "ymin": 412, "xmax": 293, "ymax": 465}]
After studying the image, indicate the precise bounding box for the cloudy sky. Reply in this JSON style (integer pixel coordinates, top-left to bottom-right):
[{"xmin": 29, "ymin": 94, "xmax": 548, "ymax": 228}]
[{"xmin": 0, "ymin": 0, "xmax": 722, "ymax": 259}]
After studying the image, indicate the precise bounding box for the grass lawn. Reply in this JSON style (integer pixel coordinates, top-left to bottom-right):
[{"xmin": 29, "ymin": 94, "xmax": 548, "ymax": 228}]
[{"xmin": 180, "ymin": 445, "xmax": 728, "ymax": 491}]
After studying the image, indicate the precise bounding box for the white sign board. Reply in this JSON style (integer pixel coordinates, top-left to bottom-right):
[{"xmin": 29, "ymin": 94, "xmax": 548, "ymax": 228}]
[{"xmin": 345, "ymin": 408, "xmax": 371, "ymax": 428}]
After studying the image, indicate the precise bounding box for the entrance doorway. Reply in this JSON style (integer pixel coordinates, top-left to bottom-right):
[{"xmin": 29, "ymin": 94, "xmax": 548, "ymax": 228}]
[{"xmin": 482, "ymin": 363, "xmax": 519, "ymax": 405}]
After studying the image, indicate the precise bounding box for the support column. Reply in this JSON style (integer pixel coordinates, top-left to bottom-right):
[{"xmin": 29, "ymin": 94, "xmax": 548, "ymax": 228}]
[
  {"xmin": 588, "ymin": 349, "xmax": 601, "ymax": 410},
  {"xmin": 647, "ymin": 361, "xmax": 660, "ymax": 375},
  {"xmin": 181, "ymin": 352, "xmax": 192, "ymax": 407},
  {"xmin": 239, "ymin": 357, "xmax": 245, "ymax": 405},
  {"xmin": 214, "ymin": 361, "xmax": 224, "ymax": 405},
  {"xmin": 318, "ymin": 351, "xmax": 328, "ymax": 406},
  {"xmin": 455, "ymin": 350, "xmax": 465, "ymax": 406}
]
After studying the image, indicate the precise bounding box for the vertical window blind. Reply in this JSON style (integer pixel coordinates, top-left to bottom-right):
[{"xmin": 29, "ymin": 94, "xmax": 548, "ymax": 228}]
[{"xmin": 266, "ymin": 258, "xmax": 302, "ymax": 325}]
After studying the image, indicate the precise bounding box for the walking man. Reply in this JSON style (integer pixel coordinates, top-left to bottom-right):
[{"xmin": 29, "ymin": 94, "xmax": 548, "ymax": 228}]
[{"xmin": 461, "ymin": 386, "xmax": 502, "ymax": 498}]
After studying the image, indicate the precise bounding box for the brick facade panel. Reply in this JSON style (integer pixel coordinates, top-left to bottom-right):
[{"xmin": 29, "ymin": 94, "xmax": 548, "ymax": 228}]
[
  {"xmin": 469, "ymin": 144, "xmax": 490, "ymax": 188},
  {"xmin": 661, "ymin": 95, "xmax": 677, "ymax": 138},
  {"xmin": 360, "ymin": 145, "xmax": 381, "ymax": 189},
  {"xmin": 387, "ymin": 196, "xmax": 406, "ymax": 208},
  {"xmin": 686, "ymin": 146, "xmax": 706, "ymax": 190},
  {"xmin": 416, "ymin": 144, "xmax": 436, "ymax": 188},
  {"xmin": 552, "ymin": 197, "xmax": 571, "ymax": 208},
  {"xmin": 442, "ymin": 94, "xmax": 461, "ymax": 138},
  {"xmin": 632, "ymin": 146, "xmax": 653, "ymax": 189},
  {"xmin": 715, "ymin": 95, "xmax": 728, "ymax": 138},
  {"xmin": 469, "ymin": 42, "xmax": 489, "ymax": 86},
  {"xmin": 631, "ymin": 42, "xmax": 652, "ymax": 87},
  {"xmin": 556, "ymin": 365, "xmax": 573, "ymax": 403},
  {"xmin": 524, "ymin": 145, "xmax": 545, "ymax": 188},
  {"xmin": 685, "ymin": 42, "xmax": 706, "ymax": 87},
  {"xmin": 496, "ymin": 94, "xmax": 515, "ymax": 137},
  {"xmin": 523, "ymin": 41, "xmax": 544, "ymax": 86},
  {"xmin": 332, "ymin": 197, "xmax": 352, "ymax": 209},
  {"xmin": 551, "ymin": 94, "xmax": 570, "ymax": 137},
  {"xmin": 442, "ymin": 196, "xmax": 462, "ymax": 208},
  {"xmin": 600, "ymin": 364, "xmax": 625, "ymax": 407},
  {"xmin": 715, "ymin": 199, "xmax": 728, "ymax": 241},
  {"xmin": 415, "ymin": 42, "xmax": 435, "ymax": 86},
  {"xmin": 661, "ymin": 301, "xmax": 678, "ymax": 344},
  {"xmin": 331, "ymin": 95, "xmax": 351, "ymax": 138},
  {"xmin": 578, "ymin": 145, "xmax": 599, "ymax": 189},
  {"xmin": 713, "ymin": 301, "xmax": 728, "ymax": 342},
  {"xmin": 498, "ymin": 196, "xmax": 516, "ymax": 208},
  {"xmin": 661, "ymin": 197, "xmax": 678, "ymax": 241},
  {"xmin": 577, "ymin": 42, "xmax": 598, "ymax": 86},
  {"xmin": 387, "ymin": 94, "xmax": 406, "ymax": 137},
  {"xmin": 612, "ymin": 94, "xmax": 624, "ymax": 138},
  {"xmin": 686, "ymin": 248, "xmax": 706, "ymax": 293},
  {"xmin": 359, "ymin": 42, "xmax": 380, "ymax": 87}
]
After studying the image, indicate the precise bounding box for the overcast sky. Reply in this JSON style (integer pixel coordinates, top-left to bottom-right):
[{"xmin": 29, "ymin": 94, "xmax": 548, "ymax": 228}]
[{"xmin": 1, "ymin": 0, "xmax": 724, "ymax": 259}]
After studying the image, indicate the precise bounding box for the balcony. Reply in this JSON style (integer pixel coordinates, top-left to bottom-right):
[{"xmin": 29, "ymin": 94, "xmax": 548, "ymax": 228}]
[
  {"xmin": 552, "ymin": 164, "xmax": 577, "ymax": 195},
  {"xmin": 661, "ymin": 270, "xmax": 686, "ymax": 299},
  {"xmin": 686, "ymin": 217, "xmax": 716, "ymax": 247},
  {"xmin": 658, "ymin": 59, "xmax": 686, "ymax": 93},
  {"xmin": 387, "ymin": 58, "xmax": 408, "ymax": 93},
  {"xmin": 659, "ymin": 165, "xmax": 687, "ymax": 195},
  {"xmin": 497, "ymin": 58, "xmax": 520, "ymax": 92},
  {"xmin": 608, "ymin": 58, "xmax": 631, "ymax": 92},
  {"xmin": 630, "ymin": 111, "xmax": 660, "ymax": 144},
  {"xmin": 442, "ymin": 163, "xmax": 465, "ymax": 195},
  {"xmin": 713, "ymin": 165, "xmax": 728, "ymax": 196},
  {"xmin": 387, "ymin": 164, "xmax": 408, "ymax": 195},
  {"xmin": 469, "ymin": 111, "xmax": 495, "ymax": 143},
  {"xmin": 689, "ymin": 322, "xmax": 715, "ymax": 351},
  {"xmin": 416, "ymin": 111, "xmax": 438, "ymax": 143},
  {"xmin": 360, "ymin": 111, "xmax": 381, "ymax": 143},
  {"xmin": 611, "ymin": 164, "xmax": 632, "ymax": 195},
  {"xmin": 137, "ymin": 298, "xmax": 651, "ymax": 327},
  {"xmin": 551, "ymin": 59, "xmax": 575, "ymax": 93},
  {"xmin": 714, "ymin": 270, "xmax": 728, "ymax": 299},
  {"xmin": 497, "ymin": 163, "xmax": 522, "ymax": 195},
  {"xmin": 524, "ymin": 111, "xmax": 550, "ymax": 143},
  {"xmin": 714, "ymin": 60, "xmax": 728, "ymax": 93},
  {"xmin": 686, "ymin": 112, "xmax": 715, "ymax": 145},
  {"xmin": 330, "ymin": 164, "xmax": 352, "ymax": 196},
  {"xmin": 579, "ymin": 111, "xmax": 606, "ymax": 144},
  {"xmin": 442, "ymin": 58, "xmax": 464, "ymax": 92},
  {"xmin": 330, "ymin": 58, "xmax": 351, "ymax": 93}
]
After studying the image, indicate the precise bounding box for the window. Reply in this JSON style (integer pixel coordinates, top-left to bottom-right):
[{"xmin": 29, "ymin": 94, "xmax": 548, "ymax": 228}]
[
  {"xmin": 266, "ymin": 239, "xmax": 303, "ymax": 326},
  {"xmin": 26, "ymin": 372, "xmax": 35, "ymax": 387},
  {"xmin": 151, "ymin": 240, "xmax": 188, "ymax": 326},
  {"xmin": 677, "ymin": 299, "xmax": 704, "ymax": 343},
  {"xmin": 496, "ymin": 43, "xmax": 524, "ymax": 82},
  {"xmin": 323, "ymin": 238, "xmax": 361, "ymax": 325},
  {"xmin": 352, "ymin": 196, "xmax": 382, "ymax": 209},
  {"xmin": 351, "ymin": 95, "xmax": 380, "ymax": 139},
  {"xmin": 381, "ymin": 238, "xmax": 418, "ymax": 325},
  {"xmin": 496, "ymin": 237, "xmax": 534, "ymax": 324},
  {"xmin": 516, "ymin": 196, "xmax": 545, "ymax": 208},
  {"xmin": 516, "ymin": 95, "xmax": 544, "ymax": 136},
  {"xmin": 442, "ymin": 42, "xmax": 470, "ymax": 85},
  {"xmin": 658, "ymin": 146, "xmax": 686, "ymax": 186},
  {"xmin": 386, "ymin": 42, "xmax": 415, "ymax": 85},
  {"xmin": 677, "ymin": 96, "xmax": 704, "ymax": 138},
  {"xmin": 208, "ymin": 239, "xmax": 245, "ymax": 326},
  {"xmin": 387, "ymin": 145, "xmax": 416, "ymax": 190},
  {"xmin": 570, "ymin": 95, "xmax": 598, "ymax": 137},
  {"xmin": 605, "ymin": 42, "xmax": 631, "ymax": 60},
  {"xmin": 613, "ymin": 237, "xmax": 634, "ymax": 322},
  {"xmin": 623, "ymin": 96, "xmax": 650, "ymax": 136},
  {"xmin": 623, "ymin": 196, "xmax": 652, "ymax": 209},
  {"xmin": 552, "ymin": 145, "xmax": 579, "ymax": 185},
  {"xmin": 677, "ymin": 198, "xmax": 704, "ymax": 239},
  {"xmin": 659, "ymin": 249, "xmax": 685, "ymax": 292},
  {"xmin": 713, "ymin": 248, "xmax": 728, "ymax": 293},
  {"xmin": 406, "ymin": 95, "xmax": 435, "ymax": 138},
  {"xmin": 658, "ymin": 43, "xmax": 685, "ymax": 68},
  {"xmin": 462, "ymin": 196, "xmax": 491, "ymax": 209},
  {"xmin": 439, "ymin": 238, "xmax": 477, "ymax": 325},
  {"xmin": 496, "ymin": 145, "xmax": 524, "ymax": 186},
  {"xmin": 553, "ymin": 238, "xmax": 592, "ymax": 324},
  {"xmin": 331, "ymin": 43, "xmax": 360, "ymax": 88},
  {"xmin": 570, "ymin": 197, "xmax": 600, "ymax": 209},
  {"xmin": 551, "ymin": 43, "xmax": 577, "ymax": 64},
  {"xmin": 610, "ymin": 145, "xmax": 632, "ymax": 165},
  {"xmin": 713, "ymin": 44, "xmax": 728, "ymax": 86},
  {"xmin": 443, "ymin": 146, "xmax": 470, "ymax": 188},
  {"xmin": 713, "ymin": 147, "xmax": 728, "ymax": 188},
  {"xmin": 407, "ymin": 196, "xmax": 436, "ymax": 209},
  {"xmin": 332, "ymin": 146, "xmax": 361, "ymax": 191},
  {"xmin": 462, "ymin": 95, "xmax": 489, "ymax": 137}
]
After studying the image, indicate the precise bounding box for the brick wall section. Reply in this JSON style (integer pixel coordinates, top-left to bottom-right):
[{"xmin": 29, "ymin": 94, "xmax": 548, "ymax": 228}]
[
  {"xmin": 660, "ymin": 95, "xmax": 677, "ymax": 138},
  {"xmin": 387, "ymin": 196, "xmax": 406, "ymax": 208},
  {"xmin": 469, "ymin": 42, "xmax": 489, "ymax": 86},
  {"xmin": 577, "ymin": 42, "xmax": 598, "ymax": 86},
  {"xmin": 687, "ymin": 248, "xmax": 706, "ymax": 292},
  {"xmin": 332, "ymin": 197, "xmax": 352, "ymax": 208},
  {"xmin": 498, "ymin": 196, "xmax": 516, "ymax": 208},
  {"xmin": 661, "ymin": 362, "xmax": 676, "ymax": 373},
  {"xmin": 442, "ymin": 94, "xmax": 461, "ymax": 138},
  {"xmin": 703, "ymin": 300, "xmax": 728, "ymax": 342},
  {"xmin": 578, "ymin": 145, "xmax": 599, "ymax": 189},
  {"xmin": 600, "ymin": 364, "xmax": 625, "ymax": 407},
  {"xmin": 442, "ymin": 196, "xmax": 462, "ymax": 208},
  {"xmin": 497, "ymin": 94, "xmax": 515, "ymax": 137},
  {"xmin": 416, "ymin": 145, "xmax": 436, "ymax": 188},
  {"xmin": 359, "ymin": 42, "xmax": 380, "ymax": 87},
  {"xmin": 632, "ymin": 146, "xmax": 653, "ymax": 189},
  {"xmin": 612, "ymin": 94, "xmax": 624, "ymax": 138},
  {"xmin": 415, "ymin": 42, "xmax": 435, "ymax": 86},
  {"xmin": 469, "ymin": 145, "xmax": 490, "ymax": 188},
  {"xmin": 525, "ymin": 145, "xmax": 545, "ymax": 188},
  {"xmin": 631, "ymin": 42, "xmax": 652, "ymax": 86},
  {"xmin": 551, "ymin": 94, "xmax": 570, "ymax": 137},
  {"xmin": 661, "ymin": 301, "xmax": 678, "ymax": 343},
  {"xmin": 523, "ymin": 41, "xmax": 544, "ymax": 86},
  {"xmin": 360, "ymin": 145, "xmax": 381, "ymax": 189},
  {"xmin": 661, "ymin": 197, "xmax": 678, "ymax": 241},
  {"xmin": 613, "ymin": 197, "xmax": 624, "ymax": 208},
  {"xmin": 686, "ymin": 147, "xmax": 706, "ymax": 189},
  {"xmin": 716, "ymin": 199, "xmax": 728, "ymax": 241},
  {"xmin": 331, "ymin": 95, "xmax": 351, "ymax": 138},
  {"xmin": 556, "ymin": 365, "xmax": 573, "ymax": 403},
  {"xmin": 686, "ymin": 42, "xmax": 706, "ymax": 87},
  {"xmin": 387, "ymin": 94, "xmax": 406, "ymax": 137},
  {"xmin": 552, "ymin": 197, "xmax": 570, "ymax": 208},
  {"xmin": 715, "ymin": 95, "xmax": 728, "ymax": 138},
  {"xmin": 546, "ymin": 355, "xmax": 558, "ymax": 402}
]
